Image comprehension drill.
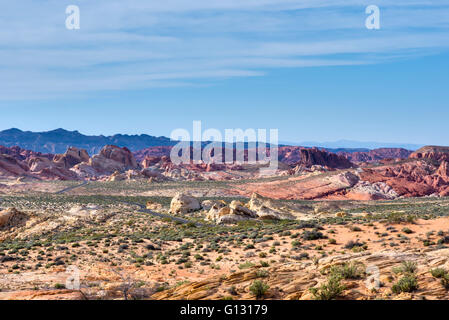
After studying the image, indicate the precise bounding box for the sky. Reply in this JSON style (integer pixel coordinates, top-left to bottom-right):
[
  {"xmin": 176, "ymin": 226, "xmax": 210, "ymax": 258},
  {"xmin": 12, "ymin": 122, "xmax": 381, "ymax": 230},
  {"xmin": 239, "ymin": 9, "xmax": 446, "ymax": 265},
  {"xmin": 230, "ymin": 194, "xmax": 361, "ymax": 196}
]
[{"xmin": 0, "ymin": 0, "xmax": 449, "ymax": 145}]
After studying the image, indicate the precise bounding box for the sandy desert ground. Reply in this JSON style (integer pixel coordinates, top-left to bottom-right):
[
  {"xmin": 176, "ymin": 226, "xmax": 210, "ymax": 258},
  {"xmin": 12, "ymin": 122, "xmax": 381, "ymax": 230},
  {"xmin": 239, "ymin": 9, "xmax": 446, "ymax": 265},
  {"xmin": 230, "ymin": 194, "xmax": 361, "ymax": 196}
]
[{"xmin": 1, "ymin": 175, "xmax": 449, "ymax": 300}]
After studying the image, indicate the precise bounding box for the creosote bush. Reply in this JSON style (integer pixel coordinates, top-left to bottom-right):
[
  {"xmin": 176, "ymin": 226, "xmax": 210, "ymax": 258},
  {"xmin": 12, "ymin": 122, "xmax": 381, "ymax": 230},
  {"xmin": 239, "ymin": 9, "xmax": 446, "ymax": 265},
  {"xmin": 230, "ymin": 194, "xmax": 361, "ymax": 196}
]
[
  {"xmin": 430, "ymin": 268, "xmax": 449, "ymax": 289},
  {"xmin": 249, "ymin": 280, "xmax": 269, "ymax": 299},
  {"xmin": 391, "ymin": 275, "xmax": 418, "ymax": 294},
  {"xmin": 310, "ymin": 275, "xmax": 345, "ymax": 300},
  {"xmin": 329, "ymin": 262, "xmax": 365, "ymax": 280}
]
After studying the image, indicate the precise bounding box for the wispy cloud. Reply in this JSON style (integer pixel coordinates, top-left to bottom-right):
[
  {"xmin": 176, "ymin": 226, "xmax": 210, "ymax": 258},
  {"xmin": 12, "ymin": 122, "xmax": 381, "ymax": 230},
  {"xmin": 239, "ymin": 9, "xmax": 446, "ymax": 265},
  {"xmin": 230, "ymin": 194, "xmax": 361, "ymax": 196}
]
[{"xmin": 0, "ymin": 0, "xmax": 448, "ymax": 100}]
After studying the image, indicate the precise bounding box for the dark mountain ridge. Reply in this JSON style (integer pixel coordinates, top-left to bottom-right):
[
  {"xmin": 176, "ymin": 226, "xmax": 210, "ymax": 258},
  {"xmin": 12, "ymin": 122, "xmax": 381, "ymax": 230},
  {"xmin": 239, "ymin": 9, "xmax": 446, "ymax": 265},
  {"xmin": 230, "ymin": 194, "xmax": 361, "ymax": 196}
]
[
  {"xmin": 0, "ymin": 128, "xmax": 174, "ymax": 154},
  {"xmin": 0, "ymin": 128, "xmax": 416, "ymax": 161}
]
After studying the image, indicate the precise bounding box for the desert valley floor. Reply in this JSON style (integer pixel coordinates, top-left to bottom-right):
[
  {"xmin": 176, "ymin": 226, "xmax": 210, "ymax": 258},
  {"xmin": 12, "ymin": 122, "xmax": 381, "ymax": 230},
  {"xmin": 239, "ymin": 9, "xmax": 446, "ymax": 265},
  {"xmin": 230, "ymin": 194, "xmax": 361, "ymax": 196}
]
[{"xmin": 2, "ymin": 174, "xmax": 449, "ymax": 300}]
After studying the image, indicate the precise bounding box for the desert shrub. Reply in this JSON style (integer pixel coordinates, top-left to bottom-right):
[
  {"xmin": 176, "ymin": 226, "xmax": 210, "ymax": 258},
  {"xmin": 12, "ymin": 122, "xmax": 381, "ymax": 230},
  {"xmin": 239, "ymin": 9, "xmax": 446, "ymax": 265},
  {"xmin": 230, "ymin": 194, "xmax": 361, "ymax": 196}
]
[
  {"xmin": 245, "ymin": 244, "xmax": 255, "ymax": 250},
  {"xmin": 249, "ymin": 280, "xmax": 269, "ymax": 299},
  {"xmin": 260, "ymin": 261, "xmax": 269, "ymax": 267},
  {"xmin": 310, "ymin": 275, "xmax": 345, "ymax": 300},
  {"xmin": 430, "ymin": 267, "xmax": 447, "ymax": 278},
  {"xmin": 386, "ymin": 212, "xmax": 416, "ymax": 224},
  {"xmin": 393, "ymin": 261, "xmax": 417, "ymax": 275},
  {"xmin": 330, "ymin": 262, "xmax": 365, "ymax": 280},
  {"xmin": 238, "ymin": 262, "xmax": 255, "ymax": 269},
  {"xmin": 291, "ymin": 240, "xmax": 301, "ymax": 247},
  {"xmin": 228, "ymin": 285, "xmax": 238, "ymax": 295},
  {"xmin": 302, "ymin": 230, "xmax": 325, "ymax": 241},
  {"xmin": 256, "ymin": 270, "xmax": 269, "ymax": 278},
  {"xmin": 344, "ymin": 240, "xmax": 364, "ymax": 250},
  {"xmin": 54, "ymin": 283, "xmax": 65, "ymax": 289},
  {"xmin": 392, "ymin": 275, "xmax": 418, "ymax": 294},
  {"xmin": 430, "ymin": 268, "xmax": 449, "ymax": 289},
  {"xmin": 402, "ymin": 228, "xmax": 413, "ymax": 234},
  {"xmin": 438, "ymin": 236, "xmax": 449, "ymax": 244},
  {"xmin": 194, "ymin": 254, "xmax": 204, "ymax": 261}
]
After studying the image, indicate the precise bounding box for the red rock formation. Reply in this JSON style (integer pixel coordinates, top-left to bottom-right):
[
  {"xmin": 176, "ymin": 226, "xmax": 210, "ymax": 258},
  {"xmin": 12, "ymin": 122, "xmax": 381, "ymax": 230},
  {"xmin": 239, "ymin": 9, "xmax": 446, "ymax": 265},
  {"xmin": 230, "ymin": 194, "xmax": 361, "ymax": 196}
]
[
  {"xmin": 0, "ymin": 145, "xmax": 53, "ymax": 161},
  {"xmin": 437, "ymin": 161, "xmax": 449, "ymax": 180},
  {"xmin": 53, "ymin": 147, "xmax": 90, "ymax": 168},
  {"xmin": 37, "ymin": 166, "xmax": 79, "ymax": 180},
  {"xmin": 410, "ymin": 146, "xmax": 449, "ymax": 162},
  {"xmin": 89, "ymin": 145, "xmax": 138, "ymax": 174},
  {"xmin": 99, "ymin": 145, "xmax": 137, "ymax": 168},
  {"xmin": 0, "ymin": 154, "xmax": 29, "ymax": 177},
  {"xmin": 141, "ymin": 156, "xmax": 164, "ymax": 168},
  {"xmin": 295, "ymin": 148, "xmax": 353, "ymax": 169},
  {"xmin": 277, "ymin": 147, "xmax": 303, "ymax": 165},
  {"xmin": 359, "ymin": 160, "xmax": 448, "ymax": 197},
  {"xmin": 135, "ymin": 145, "xmax": 354, "ymax": 170},
  {"xmin": 339, "ymin": 148, "xmax": 412, "ymax": 163},
  {"xmin": 28, "ymin": 156, "xmax": 53, "ymax": 172},
  {"xmin": 134, "ymin": 146, "xmax": 173, "ymax": 162},
  {"xmin": 232, "ymin": 171, "xmax": 360, "ymax": 200}
]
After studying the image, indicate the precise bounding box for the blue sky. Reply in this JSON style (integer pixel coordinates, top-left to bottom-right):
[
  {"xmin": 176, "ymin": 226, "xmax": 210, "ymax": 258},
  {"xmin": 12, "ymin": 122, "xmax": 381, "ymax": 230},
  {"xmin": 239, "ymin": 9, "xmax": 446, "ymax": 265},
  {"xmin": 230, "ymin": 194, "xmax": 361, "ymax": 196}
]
[{"xmin": 0, "ymin": 0, "xmax": 449, "ymax": 145}]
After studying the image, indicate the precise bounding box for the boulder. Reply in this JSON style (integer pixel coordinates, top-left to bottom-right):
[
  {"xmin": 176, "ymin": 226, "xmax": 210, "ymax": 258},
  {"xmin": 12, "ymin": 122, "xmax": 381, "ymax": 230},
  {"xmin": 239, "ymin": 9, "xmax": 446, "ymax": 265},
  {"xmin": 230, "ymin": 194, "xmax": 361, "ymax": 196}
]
[
  {"xmin": 141, "ymin": 168, "xmax": 166, "ymax": 181},
  {"xmin": 201, "ymin": 200, "xmax": 216, "ymax": 211},
  {"xmin": 28, "ymin": 156, "xmax": 53, "ymax": 172},
  {"xmin": 146, "ymin": 201, "xmax": 163, "ymax": 211},
  {"xmin": 335, "ymin": 212, "xmax": 348, "ymax": 218},
  {"xmin": 53, "ymin": 147, "xmax": 90, "ymax": 168},
  {"xmin": 216, "ymin": 214, "xmax": 250, "ymax": 225},
  {"xmin": 0, "ymin": 208, "xmax": 28, "ymax": 229},
  {"xmin": 170, "ymin": 193, "xmax": 201, "ymax": 214},
  {"xmin": 71, "ymin": 163, "xmax": 98, "ymax": 179},
  {"xmin": 205, "ymin": 201, "xmax": 228, "ymax": 222},
  {"xmin": 229, "ymin": 200, "xmax": 257, "ymax": 218},
  {"xmin": 89, "ymin": 145, "xmax": 138, "ymax": 174},
  {"xmin": 247, "ymin": 193, "xmax": 294, "ymax": 220},
  {"xmin": 108, "ymin": 171, "xmax": 127, "ymax": 181},
  {"xmin": 207, "ymin": 204, "xmax": 253, "ymax": 225}
]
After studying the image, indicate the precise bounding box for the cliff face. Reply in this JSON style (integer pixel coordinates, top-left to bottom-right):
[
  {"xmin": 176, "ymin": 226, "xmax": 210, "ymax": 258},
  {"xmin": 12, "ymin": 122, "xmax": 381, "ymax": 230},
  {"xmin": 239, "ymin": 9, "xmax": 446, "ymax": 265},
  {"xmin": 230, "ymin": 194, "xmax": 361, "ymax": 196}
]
[
  {"xmin": 134, "ymin": 145, "xmax": 355, "ymax": 169},
  {"xmin": 297, "ymin": 147, "xmax": 354, "ymax": 169},
  {"xmin": 358, "ymin": 146, "xmax": 449, "ymax": 198},
  {"xmin": 0, "ymin": 145, "xmax": 139, "ymax": 180},
  {"xmin": 409, "ymin": 146, "xmax": 449, "ymax": 163}
]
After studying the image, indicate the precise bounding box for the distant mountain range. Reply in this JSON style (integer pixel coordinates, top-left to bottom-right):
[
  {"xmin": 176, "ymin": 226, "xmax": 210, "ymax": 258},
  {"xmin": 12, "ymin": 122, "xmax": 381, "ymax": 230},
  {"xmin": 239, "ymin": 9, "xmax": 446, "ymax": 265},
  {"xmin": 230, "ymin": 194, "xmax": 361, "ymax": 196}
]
[
  {"xmin": 0, "ymin": 128, "xmax": 423, "ymax": 155},
  {"xmin": 281, "ymin": 139, "xmax": 424, "ymax": 151},
  {"xmin": 0, "ymin": 128, "xmax": 175, "ymax": 154}
]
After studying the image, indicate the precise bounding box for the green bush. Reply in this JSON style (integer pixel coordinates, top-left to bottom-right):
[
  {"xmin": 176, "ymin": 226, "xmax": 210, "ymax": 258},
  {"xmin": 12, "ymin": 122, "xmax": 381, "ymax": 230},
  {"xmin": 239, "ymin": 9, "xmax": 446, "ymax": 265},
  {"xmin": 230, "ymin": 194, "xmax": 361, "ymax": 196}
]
[
  {"xmin": 392, "ymin": 275, "xmax": 418, "ymax": 294},
  {"xmin": 430, "ymin": 268, "xmax": 449, "ymax": 289},
  {"xmin": 302, "ymin": 230, "xmax": 326, "ymax": 241},
  {"xmin": 249, "ymin": 280, "xmax": 269, "ymax": 299},
  {"xmin": 310, "ymin": 275, "xmax": 345, "ymax": 300},
  {"xmin": 393, "ymin": 261, "xmax": 417, "ymax": 275},
  {"xmin": 402, "ymin": 228, "xmax": 413, "ymax": 234},
  {"xmin": 329, "ymin": 262, "xmax": 365, "ymax": 280},
  {"xmin": 54, "ymin": 283, "xmax": 65, "ymax": 289},
  {"xmin": 430, "ymin": 268, "xmax": 447, "ymax": 278}
]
